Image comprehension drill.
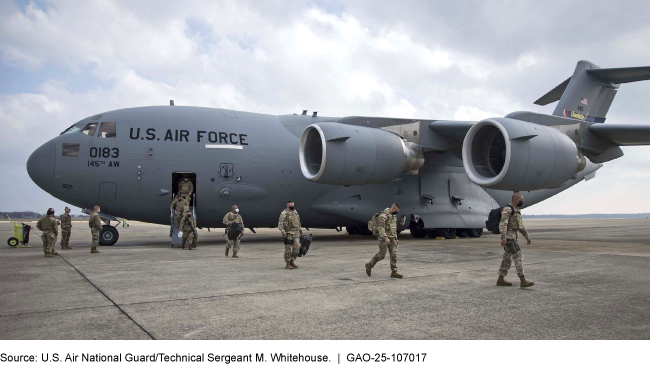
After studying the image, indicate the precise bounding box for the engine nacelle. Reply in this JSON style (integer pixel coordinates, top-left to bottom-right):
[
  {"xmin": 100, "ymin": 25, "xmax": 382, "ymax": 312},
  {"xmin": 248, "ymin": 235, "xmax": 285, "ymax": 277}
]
[
  {"xmin": 299, "ymin": 122, "xmax": 424, "ymax": 185},
  {"xmin": 462, "ymin": 118, "xmax": 586, "ymax": 191}
]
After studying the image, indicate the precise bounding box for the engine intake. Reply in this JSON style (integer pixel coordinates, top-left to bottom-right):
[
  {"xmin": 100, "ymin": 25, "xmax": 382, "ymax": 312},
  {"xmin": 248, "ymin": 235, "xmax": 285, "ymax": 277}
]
[
  {"xmin": 462, "ymin": 118, "xmax": 585, "ymax": 191},
  {"xmin": 300, "ymin": 122, "xmax": 424, "ymax": 185}
]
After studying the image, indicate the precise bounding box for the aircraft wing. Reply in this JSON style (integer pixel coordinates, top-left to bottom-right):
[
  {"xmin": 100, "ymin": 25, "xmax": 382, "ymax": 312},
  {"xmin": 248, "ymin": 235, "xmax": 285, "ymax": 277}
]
[{"xmin": 588, "ymin": 124, "xmax": 650, "ymax": 146}]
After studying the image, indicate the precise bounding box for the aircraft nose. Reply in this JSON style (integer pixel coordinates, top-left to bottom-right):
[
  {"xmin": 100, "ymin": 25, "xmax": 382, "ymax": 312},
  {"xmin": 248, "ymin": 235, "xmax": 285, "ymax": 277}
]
[{"xmin": 27, "ymin": 140, "xmax": 56, "ymax": 191}]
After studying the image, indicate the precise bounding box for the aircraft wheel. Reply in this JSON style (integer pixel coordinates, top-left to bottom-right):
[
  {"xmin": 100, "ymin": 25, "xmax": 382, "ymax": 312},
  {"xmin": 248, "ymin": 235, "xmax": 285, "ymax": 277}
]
[
  {"xmin": 410, "ymin": 227, "xmax": 427, "ymax": 239},
  {"xmin": 7, "ymin": 237, "xmax": 19, "ymax": 247},
  {"xmin": 353, "ymin": 226, "xmax": 364, "ymax": 235},
  {"xmin": 99, "ymin": 225, "xmax": 119, "ymax": 246},
  {"xmin": 456, "ymin": 229, "xmax": 468, "ymax": 238},
  {"xmin": 425, "ymin": 230, "xmax": 437, "ymax": 239},
  {"xmin": 360, "ymin": 226, "xmax": 373, "ymax": 236},
  {"xmin": 346, "ymin": 227, "xmax": 356, "ymax": 235},
  {"xmin": 467, "ymin": 228, "xmax": 484, "ymax": 238},
  {"xmin": 438, "ymin": 228, "xmax": 456, "ymax": 239}
]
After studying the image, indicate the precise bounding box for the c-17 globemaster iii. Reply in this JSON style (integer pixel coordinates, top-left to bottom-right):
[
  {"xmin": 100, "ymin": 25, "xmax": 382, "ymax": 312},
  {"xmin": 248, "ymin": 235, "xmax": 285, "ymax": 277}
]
[{"xmin": 27, "ymin": 60, "xmax": 650, "ymax": 245}]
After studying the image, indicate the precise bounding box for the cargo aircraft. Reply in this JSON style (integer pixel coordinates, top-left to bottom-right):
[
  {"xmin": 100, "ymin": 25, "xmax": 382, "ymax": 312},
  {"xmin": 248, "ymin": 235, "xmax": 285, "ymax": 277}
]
[{"xmin": 27, "ymin": 61, "xmax": 650, "ymax": 245}]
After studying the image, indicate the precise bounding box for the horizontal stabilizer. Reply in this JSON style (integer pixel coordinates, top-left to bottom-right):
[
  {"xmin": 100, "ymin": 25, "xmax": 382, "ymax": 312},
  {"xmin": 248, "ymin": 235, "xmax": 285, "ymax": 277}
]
[
  {"xmin": 588, "ymin": 124, "xmax": 650, "ymax": 146},
  {"xmin": 586, "ymin": 66, "xmax": 650, "ymax": 84},
  {"xmin": 534, "ymin": 77, "xmax": 571, "ymax": 106}
]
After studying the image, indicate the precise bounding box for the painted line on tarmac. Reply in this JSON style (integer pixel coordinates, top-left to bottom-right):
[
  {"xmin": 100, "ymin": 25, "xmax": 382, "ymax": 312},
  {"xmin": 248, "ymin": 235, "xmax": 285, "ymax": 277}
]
[{"xmin": 58, "ymin": 254, "xmax": 157, "ymax": 340}]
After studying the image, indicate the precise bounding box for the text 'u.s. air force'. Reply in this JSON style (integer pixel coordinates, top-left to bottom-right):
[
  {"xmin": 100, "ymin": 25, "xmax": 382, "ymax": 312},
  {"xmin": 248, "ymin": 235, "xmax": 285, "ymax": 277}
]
[{"xmin": 129, "ymin": 128, "xmax": 248, "ymax": 145}]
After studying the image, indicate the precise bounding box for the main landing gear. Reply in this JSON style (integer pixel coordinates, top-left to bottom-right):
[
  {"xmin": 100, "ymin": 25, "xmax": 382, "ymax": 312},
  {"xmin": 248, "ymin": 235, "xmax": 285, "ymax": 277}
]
[{"xmin": 409, "ymin": 220, "xmax": 483, "ymax": 240}]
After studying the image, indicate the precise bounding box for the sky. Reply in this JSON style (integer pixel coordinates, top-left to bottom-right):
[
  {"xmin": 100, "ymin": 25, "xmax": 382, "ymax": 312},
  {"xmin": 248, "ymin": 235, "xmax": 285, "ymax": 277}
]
[{"xmin": 1, "ymin": 0, "xmax": 650, "ymax": 215}]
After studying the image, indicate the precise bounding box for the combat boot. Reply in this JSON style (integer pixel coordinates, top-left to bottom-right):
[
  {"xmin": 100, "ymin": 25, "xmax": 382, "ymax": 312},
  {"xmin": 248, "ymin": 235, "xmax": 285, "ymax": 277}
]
[
  {"xmin": 519, "ymin": 276, "xmax": 534, "ymax": 288},
  {"xmin": 181, "ymin": 242, "xmax": 185, "ymax": 250},
  {"xmin": 285, "ymin": 263, "xmax": 293, "ymax": 269},
  {"xmin": 52, "ymin": 251, "xmax": 59, "ymax": 255},
  {"xmin": 90, "ymin": 247, "xmax": 99, "ymax": 253},
  {"xmin": 496, "ymin": 275, "xmax": 512, "ymax": 286},
  {"xmin": 390, "ymin": 272, "xmax": 403, "ymax": 279},
  {"xmin": 365, "ymin": 263, "xmax": 372, "ymax": 276},
  {"xmin": 232, "ymin": 252, "xmax": 239, "ymax": 258},
  {"xmin": 225, "ymin": 247, "xmax": 229, "ymax": 257},
  {"xmin": 44, "ymin": 253, "xmax": 54, "ymax": 258},
  {"xmin": 290, "ymin": 261, "xmax": 298, "ymax": 269}
]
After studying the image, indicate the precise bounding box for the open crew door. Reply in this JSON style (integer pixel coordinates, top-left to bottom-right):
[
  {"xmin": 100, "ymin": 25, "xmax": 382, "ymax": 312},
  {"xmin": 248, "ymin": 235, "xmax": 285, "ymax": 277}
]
[{"xmin": 170, "ymin": 172, "xmax": 197, "ymax": 247}]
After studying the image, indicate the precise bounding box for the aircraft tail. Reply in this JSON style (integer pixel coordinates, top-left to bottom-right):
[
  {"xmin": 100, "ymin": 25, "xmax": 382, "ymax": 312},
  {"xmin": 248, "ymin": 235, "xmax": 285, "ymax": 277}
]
[{"xmin": 534, "ymin": 60, "xmax": 650, "ymax": 123}]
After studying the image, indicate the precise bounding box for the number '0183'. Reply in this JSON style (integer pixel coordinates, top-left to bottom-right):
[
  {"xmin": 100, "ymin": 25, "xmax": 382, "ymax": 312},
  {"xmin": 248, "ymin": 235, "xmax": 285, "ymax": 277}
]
[{"xmin": 90, "ymin": 147, "xmax": 119, "ymax": 158}]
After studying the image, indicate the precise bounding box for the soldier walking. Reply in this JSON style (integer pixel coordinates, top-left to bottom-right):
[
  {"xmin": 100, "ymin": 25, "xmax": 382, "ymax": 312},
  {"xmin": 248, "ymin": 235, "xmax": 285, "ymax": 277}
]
[
  {"xmin": 223, "ymin": 205, "xmax": 244, "ymax": 258},
  {"xmin": 60, "ymin": 207, "xmax": 72, "ymax": 250},
  {"xmin": 179, "ymin": 211, "xmax": 198, "ymax": 250},
  {"xmin": 178, "ymin": 176, "xmax": 194, "ymax": 201},
  {"xmin": 278, "ymin": 201, "xmax": 303, "ymax": 269},
  {"xmin": 497, "ymin": 193, "xmax": 534, "ymax": 288},
  {"xmin": 366, "ymin": 203, "xmax": 403, "ymax": 278},
  {"xmin": 89, "ymin": 205, "xmax": 102, "ymax": 254},
  {"xmin": 170, "ymin": 195, "xmax": 189, "ymax": 231},
  {"xmin": 37, "ymin": 208, "xmax": 58, "ymax": 257}
]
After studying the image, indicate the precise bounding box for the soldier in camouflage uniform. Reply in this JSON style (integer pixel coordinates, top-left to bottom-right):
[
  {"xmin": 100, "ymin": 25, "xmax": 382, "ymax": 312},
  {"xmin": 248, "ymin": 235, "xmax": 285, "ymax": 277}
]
[
  {"xmin": 223, "ymin": 205, "xmax": 244, "ymax": 258},
  {"xmin": 89, "ymin": 205, "xmax": 103, "ymax": 253},
  {"xmin": 170, "ymin": 195, "xmax": 189, "ymax": 227},
  {"xmin": 366, "ymin": 203, "xmax": 403, "ymax": 278},
  {"xmin": 278, "ymin": 201, "xmax": 303, "ymax": 269},
  {"xmin": 178, "ymin": 176, "xmax": 194, "ymax": 201},
  {"xmin": 60, "ymin": 207, "xmax": 72, "ymax": 250},
  {"xmin": 179, "ymin": 211, "xmax": 198, "ymax": 250},
  {"xmin": 37, "ymin": 208, "xmax": 58, "ymax": 257},
  {"xmin": 497, "ymin": 193, "xmax": 534, "ymax": 288}
]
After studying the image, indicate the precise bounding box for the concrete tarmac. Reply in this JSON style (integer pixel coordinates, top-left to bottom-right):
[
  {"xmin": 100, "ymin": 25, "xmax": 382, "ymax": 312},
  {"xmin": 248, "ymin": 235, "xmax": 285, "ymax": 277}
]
[{"xmin": 1, "ymin": 219, "xmax": 649, "ymax": 340}]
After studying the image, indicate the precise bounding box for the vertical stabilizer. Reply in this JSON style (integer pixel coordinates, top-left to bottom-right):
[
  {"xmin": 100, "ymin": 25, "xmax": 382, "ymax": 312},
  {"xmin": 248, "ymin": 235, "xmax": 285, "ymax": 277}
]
[{"xmin": 534, "ymin": 61, "xmax": 650, "ymax": 123}]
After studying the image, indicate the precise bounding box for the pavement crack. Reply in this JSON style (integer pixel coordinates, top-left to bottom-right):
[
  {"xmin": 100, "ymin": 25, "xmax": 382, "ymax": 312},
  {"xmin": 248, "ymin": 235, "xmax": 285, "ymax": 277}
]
[{"xmin": 58, "ymin": 254, "xmax": 156, "ymax": 340}]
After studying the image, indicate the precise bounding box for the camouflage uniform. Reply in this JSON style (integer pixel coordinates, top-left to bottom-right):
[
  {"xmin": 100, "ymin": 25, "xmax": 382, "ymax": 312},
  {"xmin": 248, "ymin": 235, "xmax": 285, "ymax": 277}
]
[
  {"xmin": 89, "ymin": 212, "xmax": 103, "ymax": 250},
  {"xmin": 179, "ymin": 215, "xmax": 198, "ymax": 249},
  {"xmin": 278, "ymin": 209, "xmax": 302, "ymax": 264},
  {"xmin": 369, "ymin": 208, "xmax": 398, "ymax": 272},
  {"xmin": 179, "ymin": 180, "xmax": 194, "ymax": 201},
  {"xmin": 498, "ymin": 205, "xmax": 530, "ymax": 278},
  {"xmin": 170, "ymin": 198, "xmax": 190, "ymax": 227},
  {"xmin": 223, "ymin": 212, "xmax": 244, "ymax": 254},
  {"xmin": 60, "ymin": 212, "xmax": 72, "ymax": 248},
  {"xmin": 37, "ymin": 215, "xmax": 58, "ymax": 256}
]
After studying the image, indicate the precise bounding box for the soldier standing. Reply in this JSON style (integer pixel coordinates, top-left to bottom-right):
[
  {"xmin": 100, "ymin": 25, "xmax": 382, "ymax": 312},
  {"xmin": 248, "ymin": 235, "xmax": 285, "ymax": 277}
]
[
  {"xmin": 60, "ymin": 207, "xmax": 72, "ymax": 250},
  {"xmin": 366, "ymin": 203, "xmax": 403, "ymax": 278},
  {"xmin": 278, "ymin": 201, "xmax": 303, "ymax": 269},
  {"xmin": 223, "ymin": 205, "xmax": 244, "ymax": 258},
  {"xmin": 179, "ymin": 211, "xmax": 198, "ymax": 250},
  {"xmin": 89, "ymin": 205, "xmax": 102, "ymax": 254},
  {"xmin": 37, "ymin": 208, "xmax": 58, "ymax": 257},
  {"xmin": 497, "ymin": 192, "xmax": 534, "ymax": 288},
  {"xmin": 178, "ymin": 176, "xmax": 194, "ymax": 201}
]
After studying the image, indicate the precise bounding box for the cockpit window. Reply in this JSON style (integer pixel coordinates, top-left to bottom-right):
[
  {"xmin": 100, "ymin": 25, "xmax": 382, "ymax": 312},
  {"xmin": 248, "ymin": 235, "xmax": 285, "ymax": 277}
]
[
  {"xmin": 60, "ymin": 125, "xmax": 82, "ymax": 135},
  {"xmin": 62, "ymin": 143, "xmax": 80, "ymax": 157},
  {"xmin": 97, "ymin": 122, "xmax": 117, "ymax": 139},
  {"xmin": 81, "ymin": 123, "xmax": 98, "ymax": 137}
]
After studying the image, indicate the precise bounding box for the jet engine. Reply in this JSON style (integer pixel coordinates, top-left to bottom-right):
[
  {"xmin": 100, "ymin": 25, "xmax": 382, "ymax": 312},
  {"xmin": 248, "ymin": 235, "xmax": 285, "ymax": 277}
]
[
  {"xmin": 462, "ymin": 118, "xmax": 586, "ymax": 191},
  {"xmin": 299, "ymin": 122, "xmax": 424, "ymax": 185}
]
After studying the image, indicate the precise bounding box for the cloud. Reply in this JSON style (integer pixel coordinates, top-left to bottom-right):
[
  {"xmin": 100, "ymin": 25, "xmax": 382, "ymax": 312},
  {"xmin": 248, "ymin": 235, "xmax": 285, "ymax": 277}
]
[{"xmin": 1, "ymin": 0, "xmax": 650, "ymax": 215}]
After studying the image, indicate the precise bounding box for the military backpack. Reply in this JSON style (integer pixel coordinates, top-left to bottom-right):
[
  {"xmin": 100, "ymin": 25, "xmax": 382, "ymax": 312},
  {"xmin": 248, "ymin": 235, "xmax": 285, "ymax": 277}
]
[
  {"xmin": 367, "ymin": 212, "xmax": 383, "ymax": 236},
  {"xmin": 486, "ymin": 205, "xmax": 515, "ymax": 234}
]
